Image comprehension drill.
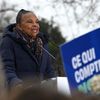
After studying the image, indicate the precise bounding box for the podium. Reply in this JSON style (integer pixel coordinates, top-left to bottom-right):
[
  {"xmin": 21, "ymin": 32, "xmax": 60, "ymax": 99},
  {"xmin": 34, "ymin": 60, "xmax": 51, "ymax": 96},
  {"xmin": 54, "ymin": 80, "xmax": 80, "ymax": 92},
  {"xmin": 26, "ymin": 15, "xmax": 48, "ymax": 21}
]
[{"xmin": 41, "ymin": 77, "xmax": 71, "ymax": 95}]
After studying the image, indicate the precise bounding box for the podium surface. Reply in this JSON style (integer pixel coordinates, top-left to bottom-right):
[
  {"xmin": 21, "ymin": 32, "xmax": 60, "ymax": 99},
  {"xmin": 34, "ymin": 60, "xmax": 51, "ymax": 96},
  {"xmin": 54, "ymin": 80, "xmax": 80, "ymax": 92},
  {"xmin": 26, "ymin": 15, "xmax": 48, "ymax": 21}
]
[{"xmin": 41, "ymin": 77, "xmax": 70, "ymax": 95}]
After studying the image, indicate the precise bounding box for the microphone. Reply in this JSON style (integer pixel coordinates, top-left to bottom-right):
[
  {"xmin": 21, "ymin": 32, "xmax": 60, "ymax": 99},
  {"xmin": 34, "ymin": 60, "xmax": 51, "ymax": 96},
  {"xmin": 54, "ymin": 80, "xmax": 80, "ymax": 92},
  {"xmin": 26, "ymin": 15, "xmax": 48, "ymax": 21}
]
[
  {"xmin": 39, "ymin": 45, "xmax": 56, "ymax": 61},
  {"xmin": 36, "ymin": 33, "xmax": 56, "ymax": 61},
  {"xmin": 37, "ymin": 35, "xmax": 65, "ymax": 76}
]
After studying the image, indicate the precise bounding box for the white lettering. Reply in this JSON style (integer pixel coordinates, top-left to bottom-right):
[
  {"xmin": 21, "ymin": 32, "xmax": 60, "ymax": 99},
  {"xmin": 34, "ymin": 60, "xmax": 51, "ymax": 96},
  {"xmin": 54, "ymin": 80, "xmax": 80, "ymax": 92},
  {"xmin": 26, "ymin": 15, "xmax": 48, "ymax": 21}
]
[
  {"xmin": 72, "ymin": 54, "xmax": 82, "ymax": 69},
  {"xmin": 82, "ymin": 48, "xmax": 96, "ymax": 64},
  {"xmin": 75, "ymin": 71, "xmax": 80, "ymax": 83},
  {"xmin": 82, "ymin": 52, "xmax": 88, "ymax": 64},
  {"xmin": 75, "ymin": 59, "xmax": 100, "ymax": 83}
]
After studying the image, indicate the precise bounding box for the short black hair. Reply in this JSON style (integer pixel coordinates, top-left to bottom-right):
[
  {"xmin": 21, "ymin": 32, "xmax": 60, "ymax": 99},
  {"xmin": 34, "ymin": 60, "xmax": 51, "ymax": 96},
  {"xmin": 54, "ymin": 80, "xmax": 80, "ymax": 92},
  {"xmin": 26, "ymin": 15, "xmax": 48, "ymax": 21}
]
[{"xmin": 16, "ymin": 9, "xmax": 32, "ymax": 24}]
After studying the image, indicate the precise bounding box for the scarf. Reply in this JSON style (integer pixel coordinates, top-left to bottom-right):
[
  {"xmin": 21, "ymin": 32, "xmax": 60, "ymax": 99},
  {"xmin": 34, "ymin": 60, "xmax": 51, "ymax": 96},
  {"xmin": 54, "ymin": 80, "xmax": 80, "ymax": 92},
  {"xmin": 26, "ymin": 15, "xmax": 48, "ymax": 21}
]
[{"xmin": 13, "ymin": 27, "xmax": 43, "ymax": 58}]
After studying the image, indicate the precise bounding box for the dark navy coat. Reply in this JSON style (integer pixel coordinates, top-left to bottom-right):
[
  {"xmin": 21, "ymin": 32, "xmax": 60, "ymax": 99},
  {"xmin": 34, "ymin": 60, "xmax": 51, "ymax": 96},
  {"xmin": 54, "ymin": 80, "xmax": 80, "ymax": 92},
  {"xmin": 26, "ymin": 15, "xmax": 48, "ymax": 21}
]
[{"xmin": 0, "ymin": 24, "xmax": 55, "ymax": 88}]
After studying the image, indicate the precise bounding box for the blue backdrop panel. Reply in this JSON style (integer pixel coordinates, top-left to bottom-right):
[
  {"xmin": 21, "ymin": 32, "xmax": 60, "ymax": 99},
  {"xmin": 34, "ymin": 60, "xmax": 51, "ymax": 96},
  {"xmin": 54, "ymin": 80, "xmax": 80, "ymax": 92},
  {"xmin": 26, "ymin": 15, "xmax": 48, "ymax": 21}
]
[{"xmin": 60, "ymin": 28, "xmax": 100, "ymax": 93}]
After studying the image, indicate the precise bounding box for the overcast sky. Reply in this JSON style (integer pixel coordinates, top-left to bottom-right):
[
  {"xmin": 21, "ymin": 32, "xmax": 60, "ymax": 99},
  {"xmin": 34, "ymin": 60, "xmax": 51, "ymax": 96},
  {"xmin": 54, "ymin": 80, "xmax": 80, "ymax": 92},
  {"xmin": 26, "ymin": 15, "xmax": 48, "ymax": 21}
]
[{"xmin": 1, "ymin": 0, "xmax": 100, "ymax": 41}]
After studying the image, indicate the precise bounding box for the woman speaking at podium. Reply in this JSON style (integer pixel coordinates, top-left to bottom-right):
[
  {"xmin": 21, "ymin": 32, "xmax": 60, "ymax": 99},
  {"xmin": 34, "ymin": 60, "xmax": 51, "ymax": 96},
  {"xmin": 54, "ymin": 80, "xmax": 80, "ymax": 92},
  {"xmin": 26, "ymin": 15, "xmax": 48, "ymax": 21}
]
[{"xmin": 0, "ymin": 9, "xmax": 55, "ymax": 90}]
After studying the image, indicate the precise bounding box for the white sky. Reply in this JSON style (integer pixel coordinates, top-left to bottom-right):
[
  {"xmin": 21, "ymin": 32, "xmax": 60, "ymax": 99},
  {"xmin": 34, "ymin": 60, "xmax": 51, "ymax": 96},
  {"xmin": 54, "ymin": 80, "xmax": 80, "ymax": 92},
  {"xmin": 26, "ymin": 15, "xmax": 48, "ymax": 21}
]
[{"xmin": 1, "ymin": 0, "xmax": 100, "ymax": 41}]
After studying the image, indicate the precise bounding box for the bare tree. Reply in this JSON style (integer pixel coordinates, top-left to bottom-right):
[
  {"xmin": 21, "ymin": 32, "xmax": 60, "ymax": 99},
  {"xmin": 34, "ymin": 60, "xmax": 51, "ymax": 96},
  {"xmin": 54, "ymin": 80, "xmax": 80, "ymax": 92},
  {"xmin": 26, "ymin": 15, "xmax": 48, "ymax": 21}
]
[
  {"xmin": 49, "ymin": 0, "xmax": 100, "ymax": 38},
  {"xmin": 31, "ymin": 0, "xmax": 100, "ymax": 39},
  {"xmin": 0, "ymin": 1, "xmax": 17, "ymax": 33}
]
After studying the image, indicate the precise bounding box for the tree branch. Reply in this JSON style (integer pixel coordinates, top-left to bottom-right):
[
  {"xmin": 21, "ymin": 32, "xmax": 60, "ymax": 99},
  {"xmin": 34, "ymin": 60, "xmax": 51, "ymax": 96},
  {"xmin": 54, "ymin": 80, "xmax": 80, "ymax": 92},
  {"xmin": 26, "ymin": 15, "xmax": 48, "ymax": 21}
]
[{"xmin": 0, "ymin": 8, "xmax": 17, "ymax": 13}]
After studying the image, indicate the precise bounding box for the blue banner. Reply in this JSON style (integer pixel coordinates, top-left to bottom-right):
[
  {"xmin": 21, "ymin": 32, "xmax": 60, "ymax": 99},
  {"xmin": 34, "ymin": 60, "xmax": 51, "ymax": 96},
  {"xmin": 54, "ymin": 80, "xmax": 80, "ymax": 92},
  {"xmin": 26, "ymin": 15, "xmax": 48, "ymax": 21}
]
[{"xmin": 60, "ymin": 28, "xmax": 100, "ymax": 94}]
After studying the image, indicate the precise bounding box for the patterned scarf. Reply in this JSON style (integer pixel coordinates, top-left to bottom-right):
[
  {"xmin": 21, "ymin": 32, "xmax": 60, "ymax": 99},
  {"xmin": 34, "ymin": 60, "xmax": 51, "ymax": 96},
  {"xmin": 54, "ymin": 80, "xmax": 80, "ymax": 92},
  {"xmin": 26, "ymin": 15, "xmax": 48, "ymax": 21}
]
[
  {"xmin": 35, "ymin": 37, "xmax": 43, "ymax": 57},
  {"xmin": 14, "ymin": 27, "xmax": 43, "ymax": 57}
]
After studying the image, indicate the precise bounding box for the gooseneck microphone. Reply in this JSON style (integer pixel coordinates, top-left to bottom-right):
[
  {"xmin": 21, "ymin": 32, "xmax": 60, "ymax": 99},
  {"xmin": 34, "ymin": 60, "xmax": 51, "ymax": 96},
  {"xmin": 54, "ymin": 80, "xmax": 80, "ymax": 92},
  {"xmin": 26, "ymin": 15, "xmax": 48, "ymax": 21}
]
[
  {"xmin": 40, "ymin": 45, "xmax": 56, "ymax": 61},
  {"xmin": 37, "ymin": 33, "xmax": 56, "ymax": 61}
]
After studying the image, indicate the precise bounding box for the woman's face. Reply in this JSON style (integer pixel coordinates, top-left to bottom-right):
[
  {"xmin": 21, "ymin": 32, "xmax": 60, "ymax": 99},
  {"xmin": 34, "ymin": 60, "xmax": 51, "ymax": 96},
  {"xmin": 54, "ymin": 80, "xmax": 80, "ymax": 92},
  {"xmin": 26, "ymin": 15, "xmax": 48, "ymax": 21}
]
[{"xmin": 18, "ymin": 12, "xmax": 40, "ymax": 39}]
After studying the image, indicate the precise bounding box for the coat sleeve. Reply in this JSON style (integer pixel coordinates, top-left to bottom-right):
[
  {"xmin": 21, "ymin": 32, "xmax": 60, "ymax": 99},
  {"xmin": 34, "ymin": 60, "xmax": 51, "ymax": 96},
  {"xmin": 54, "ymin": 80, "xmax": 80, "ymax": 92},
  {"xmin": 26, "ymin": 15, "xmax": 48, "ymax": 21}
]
[
  {"xmin": 44, "ymin": 44, "xmax": 56, "ymax": 79},
  {"xmin": 0, "ymin": 37, "xmax": 23, "ymax": 89}
]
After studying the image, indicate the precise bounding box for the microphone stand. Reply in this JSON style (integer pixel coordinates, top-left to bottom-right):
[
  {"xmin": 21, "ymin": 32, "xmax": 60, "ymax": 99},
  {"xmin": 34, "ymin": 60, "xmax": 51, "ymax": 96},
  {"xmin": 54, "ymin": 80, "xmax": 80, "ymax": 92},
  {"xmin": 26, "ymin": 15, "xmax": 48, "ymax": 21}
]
[{"xmin": 40, "ymin": 46, "xmax": 56, "ymax": 61}]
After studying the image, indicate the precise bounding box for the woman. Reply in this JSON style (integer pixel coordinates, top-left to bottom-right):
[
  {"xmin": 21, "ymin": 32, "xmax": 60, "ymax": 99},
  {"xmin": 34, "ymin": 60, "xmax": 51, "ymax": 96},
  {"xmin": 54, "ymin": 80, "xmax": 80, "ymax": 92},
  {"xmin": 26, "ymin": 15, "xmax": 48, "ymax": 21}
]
[{"xmin": 0, "ymin": 9, "xmax": 55, "ymax": 90}]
